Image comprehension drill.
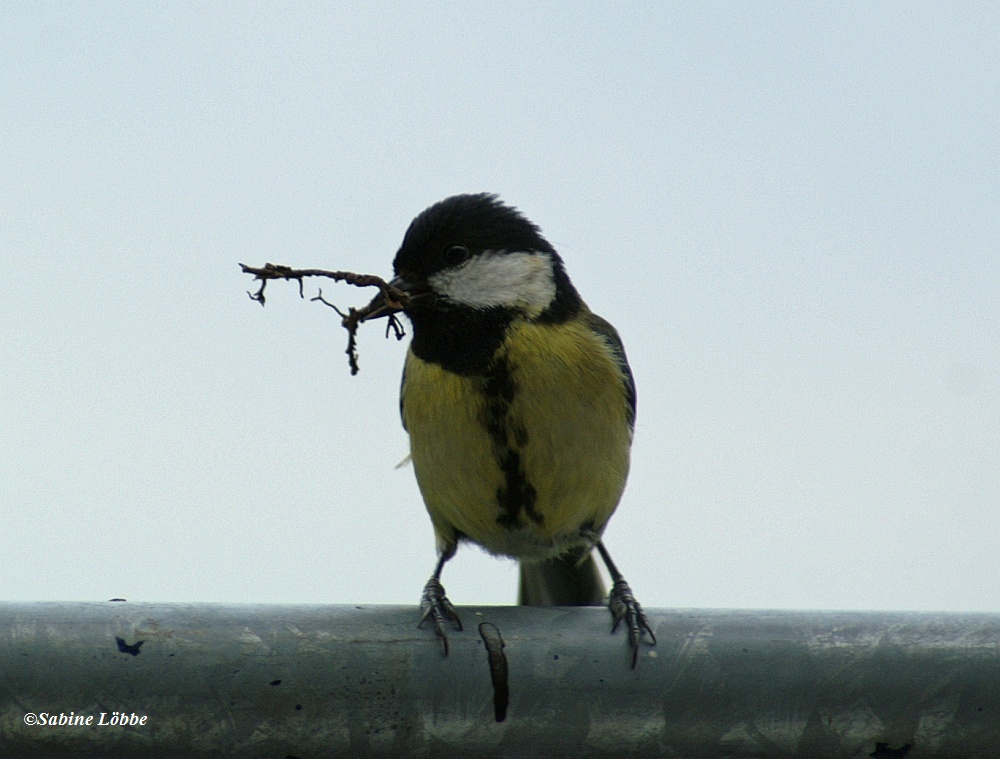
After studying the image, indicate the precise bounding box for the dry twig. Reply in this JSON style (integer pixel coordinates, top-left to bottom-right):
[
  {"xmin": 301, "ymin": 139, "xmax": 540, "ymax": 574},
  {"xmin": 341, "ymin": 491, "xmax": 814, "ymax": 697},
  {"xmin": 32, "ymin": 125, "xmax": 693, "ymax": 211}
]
[{"xmin": 239, "ymin": 262, "xmax": 408, "ymax": 374}]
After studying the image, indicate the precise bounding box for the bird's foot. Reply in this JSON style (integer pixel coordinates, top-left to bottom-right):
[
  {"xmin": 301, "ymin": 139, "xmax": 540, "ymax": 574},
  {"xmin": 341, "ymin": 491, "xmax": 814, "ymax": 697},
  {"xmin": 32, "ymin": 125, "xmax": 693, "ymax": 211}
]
[
  {"xmin": 608, "ymin": 577, "xmax": 656, "ymax": 668},
  {"xmin": 418, "ymin": 576, "xmax": 463, "ymax": 655}
]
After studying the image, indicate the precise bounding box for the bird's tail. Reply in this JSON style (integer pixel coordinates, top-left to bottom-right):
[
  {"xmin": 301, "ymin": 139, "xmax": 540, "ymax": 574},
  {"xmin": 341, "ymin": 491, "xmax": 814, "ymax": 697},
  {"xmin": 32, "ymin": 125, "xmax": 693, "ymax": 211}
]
[{"xmin": 518, "ymin": 546, "xmax": 606, "ymax": 606}]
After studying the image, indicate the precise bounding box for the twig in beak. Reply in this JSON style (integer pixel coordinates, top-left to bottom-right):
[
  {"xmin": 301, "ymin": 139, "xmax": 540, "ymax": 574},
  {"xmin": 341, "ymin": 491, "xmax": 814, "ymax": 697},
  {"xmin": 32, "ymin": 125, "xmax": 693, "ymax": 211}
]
[{"xmin": 239, "ymin": 262, "xmax": 408, "ymax": 375}]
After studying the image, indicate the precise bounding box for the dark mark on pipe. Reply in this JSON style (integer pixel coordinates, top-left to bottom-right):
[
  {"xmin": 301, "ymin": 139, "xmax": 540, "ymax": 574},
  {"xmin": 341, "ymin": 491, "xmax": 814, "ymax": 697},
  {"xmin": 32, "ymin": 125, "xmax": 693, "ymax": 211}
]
[
  {"xmin": 479, "ymin": 622, "xmax": 509, "ymax": 722},
  {"xmin": 870, "ymin": 743, "xmax": 912, "ymax": 758},
  {"xmin": 115, "ymin": 637, "xmax": 144, "ymax": 656}
]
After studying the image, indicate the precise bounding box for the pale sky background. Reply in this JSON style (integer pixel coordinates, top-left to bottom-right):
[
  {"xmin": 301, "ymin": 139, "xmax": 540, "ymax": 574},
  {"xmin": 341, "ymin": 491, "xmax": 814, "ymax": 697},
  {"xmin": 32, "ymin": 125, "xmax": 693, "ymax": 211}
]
[{"xmin": 2, "ymin": 2, "xmax": 997, "ymax": 612}]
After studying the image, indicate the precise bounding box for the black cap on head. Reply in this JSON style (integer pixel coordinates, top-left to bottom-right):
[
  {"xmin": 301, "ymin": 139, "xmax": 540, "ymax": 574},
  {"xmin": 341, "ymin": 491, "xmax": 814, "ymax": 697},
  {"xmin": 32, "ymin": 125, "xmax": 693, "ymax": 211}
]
[{"xmin": 393, "ymin": 193, "xmax": 557, "ymax": 281}]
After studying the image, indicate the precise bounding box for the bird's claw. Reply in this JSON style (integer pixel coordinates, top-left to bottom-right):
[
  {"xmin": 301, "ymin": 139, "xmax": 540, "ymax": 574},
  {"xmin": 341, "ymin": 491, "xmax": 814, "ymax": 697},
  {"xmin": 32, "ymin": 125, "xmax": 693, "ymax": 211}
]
[
  {"xmin": 608, "ymin": 577, "xmax": 656, "ymax": 668},
  {"xmin": 419, "ymin": 576, "xmax": 463, "ymax": 655}
]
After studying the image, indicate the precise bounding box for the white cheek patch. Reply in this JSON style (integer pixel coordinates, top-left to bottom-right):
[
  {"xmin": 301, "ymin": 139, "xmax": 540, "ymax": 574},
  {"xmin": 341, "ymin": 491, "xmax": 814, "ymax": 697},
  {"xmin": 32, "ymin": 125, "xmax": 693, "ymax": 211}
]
[{"xmin": 429, "ymin": 250, "xmax": 557, "ymax": 312}]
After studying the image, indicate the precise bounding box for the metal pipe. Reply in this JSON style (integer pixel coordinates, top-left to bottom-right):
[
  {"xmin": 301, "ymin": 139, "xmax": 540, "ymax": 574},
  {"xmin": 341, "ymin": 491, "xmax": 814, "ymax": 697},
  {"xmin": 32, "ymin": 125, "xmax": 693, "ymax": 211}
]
[{"xmin": 1, "ymin": 602, "xmax": 998, "ymax": 758}]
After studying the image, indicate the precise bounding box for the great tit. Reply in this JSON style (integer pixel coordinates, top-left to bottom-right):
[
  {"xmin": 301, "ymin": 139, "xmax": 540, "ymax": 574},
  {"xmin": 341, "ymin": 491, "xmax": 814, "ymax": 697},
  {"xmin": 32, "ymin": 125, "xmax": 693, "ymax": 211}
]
[{"xmin": 363, "ymin": 193, "xmax": 655, "ymax": 666}]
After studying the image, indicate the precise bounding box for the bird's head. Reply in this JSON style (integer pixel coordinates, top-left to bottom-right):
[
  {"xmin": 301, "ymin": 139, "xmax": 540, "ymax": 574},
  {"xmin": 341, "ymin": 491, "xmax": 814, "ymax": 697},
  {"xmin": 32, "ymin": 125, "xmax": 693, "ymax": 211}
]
[{"xmin": 363, "ymin": 194, "xmax": 581, "ymax": 325}]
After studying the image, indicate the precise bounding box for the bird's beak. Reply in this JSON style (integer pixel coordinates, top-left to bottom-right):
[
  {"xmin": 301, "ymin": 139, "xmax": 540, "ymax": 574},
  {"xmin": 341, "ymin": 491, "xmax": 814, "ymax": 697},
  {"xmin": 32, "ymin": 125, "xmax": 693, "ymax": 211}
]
[{"xmin": 358, "ymin": 275, "xmax": 428, "ymax": 323}]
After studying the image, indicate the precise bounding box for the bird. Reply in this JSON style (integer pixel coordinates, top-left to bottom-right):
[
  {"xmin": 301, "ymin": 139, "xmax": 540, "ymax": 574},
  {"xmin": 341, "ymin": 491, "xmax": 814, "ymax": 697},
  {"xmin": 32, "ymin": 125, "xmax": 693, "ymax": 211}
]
[{"xmin": 362, "ymin": 193, "xmax": 655, "ymax": 666}]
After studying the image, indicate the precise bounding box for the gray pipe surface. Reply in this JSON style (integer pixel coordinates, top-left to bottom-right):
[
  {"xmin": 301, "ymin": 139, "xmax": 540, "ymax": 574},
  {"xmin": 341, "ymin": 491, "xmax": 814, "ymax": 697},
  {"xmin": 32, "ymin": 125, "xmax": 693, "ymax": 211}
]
[{"xmin": 1, "ymin": 602, "xmax": 998, "ymax": 758}]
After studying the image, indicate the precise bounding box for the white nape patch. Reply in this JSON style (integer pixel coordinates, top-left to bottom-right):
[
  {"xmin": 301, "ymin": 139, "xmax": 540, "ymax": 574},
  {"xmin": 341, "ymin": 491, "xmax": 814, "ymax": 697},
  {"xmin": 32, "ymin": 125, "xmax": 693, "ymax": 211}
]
[{"xmin": 428, "ymin": 249, "xmax": 556, "ymax": 312}]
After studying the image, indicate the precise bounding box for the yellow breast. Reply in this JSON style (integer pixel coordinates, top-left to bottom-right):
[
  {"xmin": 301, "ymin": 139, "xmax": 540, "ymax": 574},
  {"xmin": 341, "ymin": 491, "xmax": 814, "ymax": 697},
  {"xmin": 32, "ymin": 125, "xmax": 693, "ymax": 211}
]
[{"xmin": 401, "ymin": 317, "xmax": 632, "ymax": 559}]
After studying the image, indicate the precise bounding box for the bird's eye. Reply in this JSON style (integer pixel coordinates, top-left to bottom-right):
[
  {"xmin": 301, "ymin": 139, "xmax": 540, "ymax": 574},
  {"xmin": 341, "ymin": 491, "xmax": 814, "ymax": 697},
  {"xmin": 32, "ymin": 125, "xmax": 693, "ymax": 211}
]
[{"xmin": 443, "ymin": 244, "xmax": 470, "ymax": 267}]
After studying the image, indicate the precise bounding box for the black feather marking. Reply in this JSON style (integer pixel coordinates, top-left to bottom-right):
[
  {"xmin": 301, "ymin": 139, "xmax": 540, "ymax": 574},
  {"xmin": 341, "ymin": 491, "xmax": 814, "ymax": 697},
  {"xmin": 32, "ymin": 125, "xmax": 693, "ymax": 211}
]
[
  {"xmin": 586, "ymin": 312, "xmax": 636, "ymax": 430},
  {"xmin": 394, "ymin": 194, "xmax": 556, "ymax": 282},
  {"xmin": 482, "ymin": 354, "xmax": 543, "ymax": 528},
  {"xmin": 495, "ymin": 449, "xmax": 542, "ymax": 527},
  {"xmin": 536, "ymin": 255, "xmax": 583, "ymax": 324},
  {"xmin": 407, "ymin": 305, "xmax": 511, "ymax": 375},
  {"xmin": 399, "ymin": 360, "xmax": 408, "ymax": 432}
]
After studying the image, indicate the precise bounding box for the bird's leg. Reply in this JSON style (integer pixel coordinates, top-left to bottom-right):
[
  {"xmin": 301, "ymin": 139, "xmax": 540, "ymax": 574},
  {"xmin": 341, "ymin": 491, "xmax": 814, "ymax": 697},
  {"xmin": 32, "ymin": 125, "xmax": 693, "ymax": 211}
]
[
  {"xmin": 418, "ymin": 545, "xmax": 462, "ymax": 655},
  {"xmin": 595, "ymin": 539, "xmax": 656, "ymax": 668}
]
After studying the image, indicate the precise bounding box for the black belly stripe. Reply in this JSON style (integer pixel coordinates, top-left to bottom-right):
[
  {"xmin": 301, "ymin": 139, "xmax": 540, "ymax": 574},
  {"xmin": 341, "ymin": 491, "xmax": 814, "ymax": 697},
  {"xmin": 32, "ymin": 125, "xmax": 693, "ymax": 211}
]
[
  {"xmin": 483, "ymin": 354, "xmax": 543, "ymax": 528},
  {"xmin": 495, "ymin": 449, "xmax": 542, "ymax": 528}
]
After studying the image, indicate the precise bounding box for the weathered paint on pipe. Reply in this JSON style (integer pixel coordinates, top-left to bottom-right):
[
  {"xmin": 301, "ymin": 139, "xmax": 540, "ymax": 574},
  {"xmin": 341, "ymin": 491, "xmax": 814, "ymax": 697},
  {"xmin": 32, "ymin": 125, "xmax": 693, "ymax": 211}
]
[{"xmin": 1, "ymin": 602, "xmax": 999, "ymax": 758}]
